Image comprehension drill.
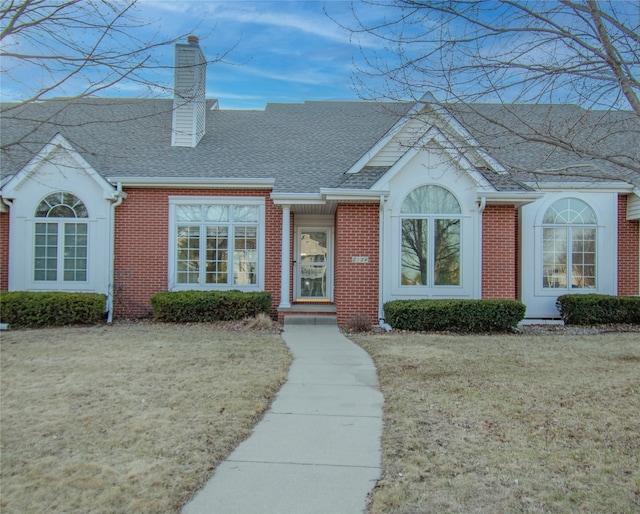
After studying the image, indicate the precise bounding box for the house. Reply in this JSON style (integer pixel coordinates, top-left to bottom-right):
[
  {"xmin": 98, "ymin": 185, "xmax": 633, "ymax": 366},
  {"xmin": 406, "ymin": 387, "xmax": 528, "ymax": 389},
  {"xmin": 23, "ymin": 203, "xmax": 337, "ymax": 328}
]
[{"xmin": 1, "ymin": 38, "xmax": 638, "ymax": 326}]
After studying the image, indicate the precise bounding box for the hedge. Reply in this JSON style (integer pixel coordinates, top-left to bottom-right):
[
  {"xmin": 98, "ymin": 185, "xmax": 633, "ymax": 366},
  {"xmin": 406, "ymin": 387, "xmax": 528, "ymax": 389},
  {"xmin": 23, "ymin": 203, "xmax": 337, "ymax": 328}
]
[
  {"xmin": 384, "ymin": 299, "xmax": 526, "ymax": 333},
  {"xmin": 150, "ymin": 290, "xmax": 272, "ymax": 322},
  {"xmin": 0, "ymin": 292, "xmax": 107, "ymax": 328},
  {"xmin": 556, "ymin": 294, "xmax": 640, "ymax": 325}
]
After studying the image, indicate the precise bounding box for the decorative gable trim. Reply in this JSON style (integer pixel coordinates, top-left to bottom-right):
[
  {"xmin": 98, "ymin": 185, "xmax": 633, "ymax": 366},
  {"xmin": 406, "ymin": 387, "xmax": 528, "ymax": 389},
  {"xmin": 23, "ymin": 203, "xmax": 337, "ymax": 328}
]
[
  {"xmin": 370, "ymin": 127, "xmax": 496, "ymax": 192},
  {"xmin": 346, "ymin": 94, "xmax": 508, "ymax": 177},
  {"xmin": 1, "ymin": 133, "xmax": 117, "ymax": 200}
]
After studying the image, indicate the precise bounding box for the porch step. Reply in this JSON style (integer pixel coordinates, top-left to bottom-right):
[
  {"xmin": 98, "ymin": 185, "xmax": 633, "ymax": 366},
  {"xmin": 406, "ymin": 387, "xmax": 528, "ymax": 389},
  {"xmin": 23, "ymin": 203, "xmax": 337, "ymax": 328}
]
[{"xmin": 283, "ymin": 315, "xmax": 338, "ymax": 326}]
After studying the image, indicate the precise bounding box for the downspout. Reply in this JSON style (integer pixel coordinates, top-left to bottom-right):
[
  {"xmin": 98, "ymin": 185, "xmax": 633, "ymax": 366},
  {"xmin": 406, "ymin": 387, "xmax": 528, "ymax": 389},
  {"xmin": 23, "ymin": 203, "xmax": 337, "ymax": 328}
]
[
  {"xmin": 107, "ymin": 182, "xmax": 126, "ymax": 324},
  {"xmin": 378, "ymin": 195, "xmax": 392, "ymax": 332},
  {"xmin": 479, "ymin": 196, "xmax": 487, "ymax": 213}
]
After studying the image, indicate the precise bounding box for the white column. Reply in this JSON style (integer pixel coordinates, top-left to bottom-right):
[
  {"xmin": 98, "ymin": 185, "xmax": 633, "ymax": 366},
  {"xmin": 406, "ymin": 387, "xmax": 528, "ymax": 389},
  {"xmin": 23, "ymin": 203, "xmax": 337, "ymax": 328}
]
[{"xmin": 279, "ymin": 205, "xmax": 291, "ymax": 309}]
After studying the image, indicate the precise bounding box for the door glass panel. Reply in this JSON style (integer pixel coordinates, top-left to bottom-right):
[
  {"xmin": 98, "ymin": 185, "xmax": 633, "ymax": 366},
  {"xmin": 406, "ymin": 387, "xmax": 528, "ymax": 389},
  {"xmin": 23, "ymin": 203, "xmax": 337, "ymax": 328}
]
[{"xmin": 299, "ymin": 231, "xmax": 327, "ymax": 298}]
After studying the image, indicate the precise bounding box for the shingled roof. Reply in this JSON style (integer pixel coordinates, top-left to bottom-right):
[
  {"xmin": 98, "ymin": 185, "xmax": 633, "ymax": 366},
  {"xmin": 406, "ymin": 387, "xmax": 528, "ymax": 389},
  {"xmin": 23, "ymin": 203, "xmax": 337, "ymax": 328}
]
[
  {"xmin": 1, "ymin": 98, "xmax": 637, "ymax": 193},
  {"xmin": 445, "ymin": 103, "xmax": 639, "ymax": 187},
  {"xmin": 0, "ymin": 99, "xmax": 405, "ymax": 194}
]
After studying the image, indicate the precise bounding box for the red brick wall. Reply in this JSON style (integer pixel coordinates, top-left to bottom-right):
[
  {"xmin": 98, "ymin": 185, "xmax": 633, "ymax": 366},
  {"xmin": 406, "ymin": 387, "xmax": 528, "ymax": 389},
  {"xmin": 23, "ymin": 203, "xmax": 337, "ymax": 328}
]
[
  {"xmin": 617, "ymin": 194, "xmax": 639, "ymax": 296},
  {"xmin": 482, "ymin": 204, "xmax": 518, "ymax": 299},
  {"xmin": 0, "ymin": 211, "xmax": 9, "ymax": 291},
  {"xmin": 113, "ymin": 188, "xmax": 281, "ymax": 318},
  {"xmin": 334, "ymin": 203, "xmax": 380, "ymax": 325}
]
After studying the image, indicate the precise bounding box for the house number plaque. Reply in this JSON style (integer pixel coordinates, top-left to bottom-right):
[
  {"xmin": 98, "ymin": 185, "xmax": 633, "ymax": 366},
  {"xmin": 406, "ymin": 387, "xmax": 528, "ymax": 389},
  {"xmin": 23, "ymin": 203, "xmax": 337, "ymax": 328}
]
[{"xmin": 352, "ymin": 256, "xmax": 369, "ymax": 263}]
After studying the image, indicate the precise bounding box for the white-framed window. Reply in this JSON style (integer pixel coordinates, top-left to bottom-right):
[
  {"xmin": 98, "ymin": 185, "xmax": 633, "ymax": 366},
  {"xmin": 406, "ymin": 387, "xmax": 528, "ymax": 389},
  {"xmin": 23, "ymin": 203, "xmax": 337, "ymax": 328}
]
[
  {"xmin": 400, "ymin": 185, "xmax": 462, "ymax": 287},
  {"xmin": 169, "ymin": 197, "xmax": 265, "ymax": 290},
  {"xmin": 542, "ymin": 197, "xmax": 597, "ymax": 289},
  {"xmin": 33, "ymin": 192, "xmax": 89, "ymax": 282}
]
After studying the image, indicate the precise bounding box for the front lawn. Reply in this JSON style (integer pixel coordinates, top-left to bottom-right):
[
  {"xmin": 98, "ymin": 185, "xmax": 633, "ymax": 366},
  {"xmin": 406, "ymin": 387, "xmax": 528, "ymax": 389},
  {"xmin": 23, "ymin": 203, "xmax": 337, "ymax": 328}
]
[
  {"xmin": 353, "ymin": 332, "xmax": 640, "ymax": 514},
  {"xmin": 0, "ymin": 322, "xmax": 291, "ymax": 513}
]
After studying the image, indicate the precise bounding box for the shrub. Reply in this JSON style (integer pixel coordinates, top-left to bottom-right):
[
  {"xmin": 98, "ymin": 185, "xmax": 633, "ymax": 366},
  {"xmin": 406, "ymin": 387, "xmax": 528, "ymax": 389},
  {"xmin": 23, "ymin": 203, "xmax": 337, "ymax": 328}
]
[
  {"xmin": 0, "ymin": 292, "xmax": 106, "ymax": 328},
  {"xmin": 245, "ymin": 312, "xmax": 275, "ymax": 331},
  {"xmin": 556, "ymin": 294, "xmax": 640, "ymax": 325},
  {"xmin": 344, "ymin": 313, "xmax": 373, "ymax": 333},
  {"xmin": 151, "ymin": 290, "xmax": 272, "ymax": 323},
  {"xmin": 384, "ymin": 299, "xmax": 526, "ymax": 333}
]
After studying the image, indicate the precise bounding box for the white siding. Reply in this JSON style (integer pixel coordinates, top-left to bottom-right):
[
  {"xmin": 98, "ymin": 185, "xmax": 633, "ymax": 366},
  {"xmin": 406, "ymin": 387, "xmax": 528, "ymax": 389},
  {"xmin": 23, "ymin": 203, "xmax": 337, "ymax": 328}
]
[
  {"xmin": 369, "ymin": 118, "xmax": 428, "ymax": 167},
  {"xmin": 627, "ymin": 192, "xmax": 640, "ymax": 220},
  {"xmin": 171, "ymin": 41, "xmax": 206, "ymax": 147}
]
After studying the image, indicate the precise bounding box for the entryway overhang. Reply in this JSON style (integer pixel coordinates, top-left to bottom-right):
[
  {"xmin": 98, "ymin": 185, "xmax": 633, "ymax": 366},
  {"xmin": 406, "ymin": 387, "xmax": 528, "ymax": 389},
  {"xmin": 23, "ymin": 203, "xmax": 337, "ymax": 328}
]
[
  {"xmin": 272, "ymin": 189, "xmax": 389, "ymax": 312},
  {"xmin": 271, "ymin": 188, "xmax": 389, "ymax": 215},
  {"xmin": 478, "ymin": 191, "xmax": 543, "ymax": 208}
]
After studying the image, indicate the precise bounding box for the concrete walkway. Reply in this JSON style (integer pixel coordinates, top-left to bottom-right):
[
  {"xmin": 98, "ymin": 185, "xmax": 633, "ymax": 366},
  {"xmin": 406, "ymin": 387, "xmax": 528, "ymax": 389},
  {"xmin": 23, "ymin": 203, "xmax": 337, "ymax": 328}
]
[{"xmin": 183, "ymin": 319, "xmax": 384, "ymax": 514}]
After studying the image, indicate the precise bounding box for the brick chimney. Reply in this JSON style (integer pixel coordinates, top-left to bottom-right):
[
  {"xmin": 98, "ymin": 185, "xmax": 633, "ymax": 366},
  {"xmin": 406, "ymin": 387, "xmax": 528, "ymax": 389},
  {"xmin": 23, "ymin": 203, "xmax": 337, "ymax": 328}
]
[{"xmin": 171, "ymin": 35, "xmax": 206, "ymax": 147}]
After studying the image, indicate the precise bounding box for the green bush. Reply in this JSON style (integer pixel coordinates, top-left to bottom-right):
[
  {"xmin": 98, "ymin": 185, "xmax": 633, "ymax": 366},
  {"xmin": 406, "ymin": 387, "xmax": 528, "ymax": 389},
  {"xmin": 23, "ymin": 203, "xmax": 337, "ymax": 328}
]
[
  {"xmin": 0, "ymin": 291, "xmax": 106, "ymax": 328},
  {"xmin": 556, "ymin": 294, "xmax": 640, "ymax": 325},
  {"xmin": 384, "ymin": 299, "xmax": 526, "ymax": 333},
  {"xmin": 151, "ymin": 290, "xmax": 272, "ymax": 323}
]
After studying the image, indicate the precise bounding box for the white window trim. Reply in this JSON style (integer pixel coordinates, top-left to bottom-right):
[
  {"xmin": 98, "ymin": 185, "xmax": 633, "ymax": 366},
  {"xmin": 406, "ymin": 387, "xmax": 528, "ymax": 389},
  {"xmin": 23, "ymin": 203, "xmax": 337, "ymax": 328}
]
[
  {"xmin": 168, "ymin": 196, "xmax": 266, "ymax": 292},
  {"xmin": 396, "ymin": 185, "xmax": 465, "ymax": 293},
  {"xmin": 26, "ymin": 216, "xmax": 96, "ymax": 291},
  {"xmin": 533, "ymin": 194, "xmax": 610, "ymax": 298}
]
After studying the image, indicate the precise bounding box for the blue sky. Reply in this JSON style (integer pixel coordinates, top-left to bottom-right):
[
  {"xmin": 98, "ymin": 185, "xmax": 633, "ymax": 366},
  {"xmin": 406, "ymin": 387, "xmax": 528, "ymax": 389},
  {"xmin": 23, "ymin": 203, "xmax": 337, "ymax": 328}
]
[
  {"xmin": 3, "ymin": 1, "xmax": 634, "ymax": 111},
  {"xmin": 0, "ymin": 1, "xmax": 387, "ymax": 110},
  {"xmin": 138, "ymin": 0, "xmax": 382, "ymax": 109}
]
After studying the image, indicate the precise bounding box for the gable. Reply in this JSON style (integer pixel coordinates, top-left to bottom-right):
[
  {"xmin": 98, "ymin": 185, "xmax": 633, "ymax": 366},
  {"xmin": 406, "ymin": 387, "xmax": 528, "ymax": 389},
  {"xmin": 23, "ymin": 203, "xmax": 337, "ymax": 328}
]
[
  {"xmin": 371, "ymin": 130, "xmax": 495, "ymax": 193},
  {"xmin": 1, "ymin": 133, "xmax": 116, "ymax": 201}
]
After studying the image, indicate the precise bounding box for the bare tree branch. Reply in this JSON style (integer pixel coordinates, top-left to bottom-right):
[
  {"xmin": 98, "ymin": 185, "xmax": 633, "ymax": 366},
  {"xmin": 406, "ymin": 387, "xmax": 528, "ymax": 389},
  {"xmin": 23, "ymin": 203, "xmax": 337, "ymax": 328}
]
[{"xmin": 333, "ymin": 0, "xmax": 639, "ymax": 186}]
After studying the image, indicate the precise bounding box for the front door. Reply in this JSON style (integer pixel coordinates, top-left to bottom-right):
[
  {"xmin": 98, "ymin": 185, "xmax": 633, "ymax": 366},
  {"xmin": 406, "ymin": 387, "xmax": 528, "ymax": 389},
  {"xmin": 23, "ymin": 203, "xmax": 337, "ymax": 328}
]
[{"xmin": 296, "ymin": 228, "xmax": 332, "ymax": 301}]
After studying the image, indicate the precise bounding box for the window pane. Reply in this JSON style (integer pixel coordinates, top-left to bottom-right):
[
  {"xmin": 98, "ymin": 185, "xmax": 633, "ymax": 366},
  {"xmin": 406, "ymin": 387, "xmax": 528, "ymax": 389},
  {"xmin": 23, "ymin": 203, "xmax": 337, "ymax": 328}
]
[
  {"xmin": 176, "ymin": 205, "xmax": 202, "ymax": 222},
  {"xmin": 49, "ymin": 204, "xmax": 75, "ymax": 218},
  {"xmin": 176, "ymin": 226, "xmax": 200, "ymax": 284},
  {"xmin": 204, "ymin": 205, "xmax": 229, "ymax": 222},
  {"xmin": 571, "ymin": 227, "xmax": 596, "ymax": 288},
  {"xmin": 34, "ymin": 222, "xmax": 57, "ymax": 281},
  {"xmin": 434, "ymin": 219, "xmax": 460, "ymax": 285},
  {"xmin": 402, "ymin": 219, "xmax": 428, "ymax": 285},
  {"xmin": 543, "ymin": 227, "xmax": 567, "ymax": 288},
  {"xmin": 233, "ymin": 205, "xmax": 259, "ymax": 222},
  {"xmin": 234, "ymin": 226, "xmax": 257, "ymax": 285},
  {"xmin": 543, "ymin": 198, "xmax": 597, "ymax": 224},
  {"xmin": 401, "ymin": 185, "xmax": 461, "ymax": 215},
  {"xmin": 205, "ymin": 226, "xmax": 229, "ymax": 284},
  {"xmin": 35, "ymin": 192, "xmax": 88, "ymax": 218},
  {"xmin": 62, "ymin": 223, "xmax": 88, "ymax": 281}
]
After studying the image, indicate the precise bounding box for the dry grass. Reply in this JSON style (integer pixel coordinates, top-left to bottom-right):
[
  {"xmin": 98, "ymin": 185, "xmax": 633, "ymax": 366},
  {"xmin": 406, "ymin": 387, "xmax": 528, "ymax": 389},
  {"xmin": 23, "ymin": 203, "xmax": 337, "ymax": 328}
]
[
  {"xmin": 353, "ymin": 332, "xmax": 640, "ymax": 514},
  {"xmin": 0, "ymin": 322, "xmax": 291, "ymax": 513}
]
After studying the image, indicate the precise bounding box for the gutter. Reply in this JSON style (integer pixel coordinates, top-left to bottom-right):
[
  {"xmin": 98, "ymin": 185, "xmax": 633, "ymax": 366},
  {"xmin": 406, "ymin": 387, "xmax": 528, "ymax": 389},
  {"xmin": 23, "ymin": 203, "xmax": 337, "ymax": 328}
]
[
  {"xmin": 479, "ymin": 191, "xmax": 542, "ymax": 207},
  {"xmin": 106, "ymin": 177, "xmax": 276, "ymax": 189}
]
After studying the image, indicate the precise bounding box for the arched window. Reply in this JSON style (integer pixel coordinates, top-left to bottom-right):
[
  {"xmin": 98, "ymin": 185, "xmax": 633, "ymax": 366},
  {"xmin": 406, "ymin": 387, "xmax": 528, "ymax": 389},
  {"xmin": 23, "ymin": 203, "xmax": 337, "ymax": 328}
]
[
  {"xmin": 542, "ymin": 198, "xmax": 597, "ymax": 289},
  {"xmin": 401, "ymin": 185, "xmax": 461, "ymax": 286},
  {"xmin": 34, "ymin": 192, "xmax": 88, "ymax": 282}
]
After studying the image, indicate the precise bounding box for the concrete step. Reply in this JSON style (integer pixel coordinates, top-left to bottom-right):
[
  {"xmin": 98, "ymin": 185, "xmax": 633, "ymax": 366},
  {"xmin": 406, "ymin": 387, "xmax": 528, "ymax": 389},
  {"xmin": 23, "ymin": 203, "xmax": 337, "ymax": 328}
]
[{"xmin": 283, "ymin": 315, "xmax": 338, "ymax": 326}]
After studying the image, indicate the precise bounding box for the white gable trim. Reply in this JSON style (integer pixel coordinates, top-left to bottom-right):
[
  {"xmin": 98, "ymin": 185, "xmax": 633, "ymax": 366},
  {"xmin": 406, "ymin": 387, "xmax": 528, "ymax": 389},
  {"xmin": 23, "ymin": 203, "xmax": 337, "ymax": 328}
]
[
  {"xmin": 370, "ymin": 127, "xmax": 496, "ymax": 192},
  {"xmin": 347, "ymin": 96, "xmax": 508, "ymax": 176},
  {"xmin": 346, "ymin": 116, "xmax": 413, "ymax": 175},
  {"xmin": 428, "ymin": 102, "xmax": 508, "ymax": 174},
  {"xmin": 1, "ymin": 133, "xmax": 116, "ymax": 200},
  {"xmin": 346, "ymin": 95, "xmax": 438, "ymax": 175}
]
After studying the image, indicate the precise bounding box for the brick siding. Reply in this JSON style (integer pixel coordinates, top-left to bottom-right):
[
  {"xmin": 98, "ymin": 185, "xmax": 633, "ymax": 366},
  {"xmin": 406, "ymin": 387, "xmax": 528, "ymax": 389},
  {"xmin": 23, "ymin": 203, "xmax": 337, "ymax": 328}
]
[
  {"xmin": 481, "ymin": 204, "xmax": 518, "ymax": 299},
  {"xmin": 617, "ymin": 194, "xmax": 639, "ymax": 295},
  {"xmin": 0, "ymin": 211, "xmax": 8, "ymax": 291},
  {"xmin": 334, "ymin": 203, "xmax": 380, "ymax": 325},
  {"xmin": 113, "ymin": 188, "xmax": 281, "ymax": 318}
]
